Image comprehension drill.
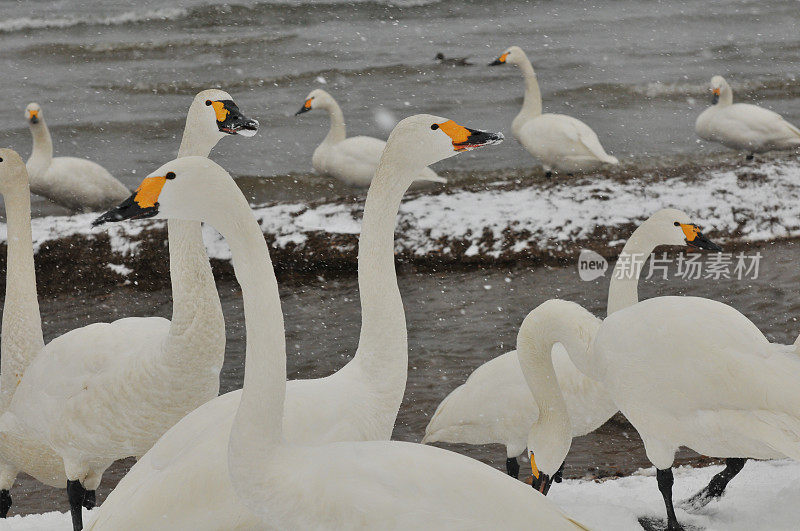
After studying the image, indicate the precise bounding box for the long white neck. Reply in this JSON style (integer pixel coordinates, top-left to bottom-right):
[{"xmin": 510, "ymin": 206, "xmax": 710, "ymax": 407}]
[
  {"xmin": 606, "ymin": 222, "xmax": 662, "ymax": 315},
  {"xmin": 26, "ymin": 122, "xmax": 53, "ymax": 181},
  {"xmin": 512, "ymin": 54, "xmax": 543, "ymax": 131},
  {"xmin": 516, "ymin": 300, "xmax": 600, "ymax": 474},
  {"xmin": 718, "ymin": 82, "xmax": 734, "ymax": 107},
  {"xmin": 320, "ymin": 99, "xmax": 347, "ymax": 145},
  {"xmin": 224, "ymin": 193, "xmax": 287, "ymax": 506},
  {"xmin": 351, "ymin": 151, "xmax": 414, "ymax": 403},
  {"xmin": 161, "ymin": 129, "xmax": 226, "ymax": 368},
  {"xmin": 0, "ymin": 184, "xmax": 44, "ymax": 412}
]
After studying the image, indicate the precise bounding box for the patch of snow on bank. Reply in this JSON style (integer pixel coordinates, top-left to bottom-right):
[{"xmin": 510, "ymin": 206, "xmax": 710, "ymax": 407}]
[{"xmin": 7, "ymin": 460, "xmax": 800, "ymax": 530}]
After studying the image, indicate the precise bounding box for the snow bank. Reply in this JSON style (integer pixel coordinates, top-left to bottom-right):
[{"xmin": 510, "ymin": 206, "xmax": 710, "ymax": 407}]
[
  {"xmin": 2, "ymin": 159, "xmax": 799, "ymax": 292},
  {"xmin": 7, "ymin": 460, "xmax": 799, "ymax": 530}
]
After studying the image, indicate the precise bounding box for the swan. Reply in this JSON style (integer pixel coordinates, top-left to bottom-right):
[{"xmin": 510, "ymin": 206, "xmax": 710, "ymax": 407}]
[
  {"xmin": 695, "ymin": 75, "xmax": 800, "ymax": 159},
  {"xmin": 24, "ymin": 103, "xmax": 130, "ymax": 212},
  {"xmin": 295, "ymin": 88, "xmax": 446, "ymax": 187},
  {"xmin": 422, "ymin": 209, "xmax": 721, "ymax": 481},
  {"xmin": 88, "ymin": 115, "xmax": 505, "ymax": 530},
  {"xmin": 520, "ymin": 293, "xmax": 800, "ymax": 530},
  {"xmin": 91, "ymin": 123, "xmax": 586, "ymax": 529},
  {"xmin": 490, "ymin": 46, "xmax": 619, "ymax": 177},
  {"xmin": 0, "ymin": 90, "xmax": 258, "ymax": 530},
  {"xmin": 0, "ymin": 149, "xmax": 67, "ymax": 519}
]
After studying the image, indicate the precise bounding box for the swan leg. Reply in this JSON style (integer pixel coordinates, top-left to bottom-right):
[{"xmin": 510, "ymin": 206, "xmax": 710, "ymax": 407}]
[
  {"xmin": 679, "ymin": 458, "xmax": 746, "ymax": 511},
  {"xmin": 544, "ymin": 171, "xmax": 553, "ymax": 178},
  {"xmin": 552, "ymin": 460, "xmax": 565, "ymax": 483},
  {"xmin": 67, "ymin": 479, "xmax": 86, "ymax": 531},
  {"xmin": 506, "ymin": 457, "xmax": 520, "ymax": 478},
  {"xmin": 656, "ymin": 468, "xmax": 682, "ymax": 531},
  {"xmin": 746, "ymin": 153, "xmax": 754, "ymax": 161},
  {"xmin": 82, "ymin": 490, "xmax": 96, "ymax": 510},
  {"xmin": 0, "ymin": 490, "xmax": 11, "ymax": 517}
]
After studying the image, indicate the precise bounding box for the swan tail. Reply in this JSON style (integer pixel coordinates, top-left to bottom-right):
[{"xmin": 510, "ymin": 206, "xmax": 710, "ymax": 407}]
[
  {"xmin": 601, "ymin": 154, "xmax": 620, "ymax": 165},
  {"xmin": 416, "ymin": 167, "xmax": 446, "ymax": 184}
]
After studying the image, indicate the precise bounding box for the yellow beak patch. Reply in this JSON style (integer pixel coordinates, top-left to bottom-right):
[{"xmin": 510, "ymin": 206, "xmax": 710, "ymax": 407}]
[
  {"xmin": 28, "ymin": 110, "xmax": 39, "ymax": 119},
  {"xmin": 134, "ymin": 176, "xmax": 167, "ymax": 208},
  {"xmin": 530, "ymin": 452, "xmax": 540, "ymax": 480},
  {"xmin": 210, "ymin": 101, "xmax": 229, "ymax": 123},
  {"xmin": 712, "ymin": 88, "xmax": 721, "ymax": 96},
  {"xmin": 304, "ymin": 98, "xmax": 313, "ymax": 109},
  {"xmin": 680, "ymin": 223, "xmax": 700, "ymax": 242},
  {"xmin": 436, "ymin": 120, "xmax": 471, "ymax": 151},
  {"xmin": 497, "ymin": 52, "xmax": 509, "ymax": 63}
]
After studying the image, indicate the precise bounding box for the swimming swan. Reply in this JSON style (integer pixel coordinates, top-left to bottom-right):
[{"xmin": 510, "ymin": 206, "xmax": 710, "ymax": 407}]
[
  {"xmin": 490, "ymin": 46, "xmax": 619, "ymax": 176},
  {"xmin": 422, "ymin": 209, "xmax": 721, "ymax": 481},
  {"xmin": 88, "ymin": 115, "xmax": 503, "ymax": 530},
  {"xmin": 24, "ymin": 103, "xmax": 130, "ymax": 212},
  {"xmin": 695, "ymin": 75, "xmax": 800, "ymax": 158},
  {"xmin": 296, "ymin": 88, "xmax": 445, "ymax": 186},
  {"xmin": 522, "ymin": 294, "xmax": 800, "ymax": 530},
  {"xmin": 92, "ymin": 122, "xmax": 585, "ymax": 529},
  {"xmin": 0, "ymin": 91, "xmax": 257, "ymax": 531}
]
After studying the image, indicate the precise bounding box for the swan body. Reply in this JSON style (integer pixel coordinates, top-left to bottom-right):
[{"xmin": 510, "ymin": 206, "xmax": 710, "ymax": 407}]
[
  {"xmin": 423, "ymin": 209, "xmax": 718, "ymax": 471},
  {"xmin": 695, "ymin": 75, "xmax": 800, "ymax": 154},
  {"xmin": 92, "ymin": 124, "xmax": 584, "ymax": 529},
  {"xmin": 296, "ymin": 89, "xmax": 445, "ymax": 187},
  {"xmin": 491, "ymin": 46, "xmax": 618, "ymax": 174},
  {"xmin": 24, "ymin": 103, "xmax": 129, "ymax": 212},
  {"xmin": 0, "ymin": 91, "xmax": 257, "ymax": 529}
]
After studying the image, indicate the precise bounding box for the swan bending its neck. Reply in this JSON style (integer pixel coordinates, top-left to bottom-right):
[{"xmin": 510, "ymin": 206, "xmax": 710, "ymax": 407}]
[{"xmin": 0, "ymin": 151, "xmax": 44, "ymax": 412}]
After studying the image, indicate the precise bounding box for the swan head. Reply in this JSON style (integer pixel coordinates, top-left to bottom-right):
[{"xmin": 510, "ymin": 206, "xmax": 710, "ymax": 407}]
[
  {"xmin": 383, "ymin": 114, "xmax": 504, "ymax": 168},
  {"xmin": 92, "ymin": 156, "xmax": 240, "ymax": 228},
  {"xmin": 642, "ymin": 208, "xmax": 721, "ymax": 251},
  {"xmin": 25, "ymin": 103, "xmax": 42, "ymax": 126},
  {"xmin": 295, "ymin": 88, "xmax": 335, "ymax": 116},
  {"xmin": 190, "ymin": 89, "xmax": 259, "ymax": 139},
  {"xmin": 0, "ymin": 149, "xmax": 28, "ymax": 194},
  {"xmin": 709, "ymin": 75, "xmax": 730, "ymax": 105},
  {"xmin": 489, "ymin": 45, "xmax": 526, "ymax": 67}
]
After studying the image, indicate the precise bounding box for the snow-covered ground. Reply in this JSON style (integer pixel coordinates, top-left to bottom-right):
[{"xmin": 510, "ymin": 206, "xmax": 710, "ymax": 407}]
[
  {"xmin": 3, "ymin": 160, "xmax": 800, "ymax": 277},
  {"xmin": 5, "ymin": 460, "xmax": 799, "ymax": 530}
]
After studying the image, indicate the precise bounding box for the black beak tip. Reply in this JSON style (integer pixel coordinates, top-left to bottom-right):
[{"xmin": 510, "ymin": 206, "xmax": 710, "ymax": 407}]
[
  {"xmin": 489, "ymin": 59, "xmax": 504, "ymax": 66},
  {"xmin": 295, "ymin": 107, "xmax": 309, "ymax": 116}
]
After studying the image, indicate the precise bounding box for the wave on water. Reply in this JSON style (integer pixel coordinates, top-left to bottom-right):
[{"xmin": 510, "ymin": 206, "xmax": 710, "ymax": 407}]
[{"xmin": 0, "ymin": 7, "xmax": 188, "ymax": 33}]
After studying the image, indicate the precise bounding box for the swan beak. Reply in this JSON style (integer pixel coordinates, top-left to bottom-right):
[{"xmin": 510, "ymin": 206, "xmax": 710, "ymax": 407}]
[
  {"xmin": 295, "ymin": 98, "xmax": 313, "ymax": 116},
  {"xmin": 529, "ymin": 453, "xmax": 554, "ymax": 495},
  {"xmin": 711, "ymin": 88, "xmax": 720, "ymax": 105},
  {"xmin": 28, "ymin": 110, "xmax": 39, "ymax": 124},
  {"xmin": 435, "ymin": 120, "xmax": 504, "ymax": 152},
  {"xmin": 92, "ymin": 175, "xmax": 168, "ymax": 226},
  {"xmin": 489, "ymin": 52, "xmax": 508, "ymax": 66},
  {"xmin": 680, "ymin": 223, "xmax": 722, "ymax": 251},
  {"xmin": 210, "ymin": 100, "xmax": 259, "ymax": 137}
]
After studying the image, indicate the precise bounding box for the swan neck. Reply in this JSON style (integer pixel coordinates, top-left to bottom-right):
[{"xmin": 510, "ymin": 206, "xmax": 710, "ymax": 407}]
[
  {"xmin": 719, "ymin": 84, "xmax": 734, "ymax": 107},
  {"xmin": 517, "ymin": 57, "xmax": 543, "ymax": 121},
  {"xmin": 352, "ymin": 156, "xmax": 411, "ymax": 392},
  {"xmin": 0, "ymin": 184, "xmax": 44, "ymax": 412},
  {"xmin": 27, "ymin": 122, "xmax": 53, "ymax": 178},
  {"xmin": 322, "ymin": 99, "xmax": 347, "ymax": 144},
  {"xmin": 606, "ymin": 225, "xmax": 658, "ymax": 315},
  {"xmin": 517, "ymin": 302, "xmax": 599, "ymax": 474},
  {"xmin": 164, "ymin": 125, "xmax": 225, "ymax": 361}
]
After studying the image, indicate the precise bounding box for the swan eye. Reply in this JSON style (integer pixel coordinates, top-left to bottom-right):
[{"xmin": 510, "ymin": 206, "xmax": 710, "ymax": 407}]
[
  {"xmin": 431, "ymin": 124, "xmax": 439, "ymax": 130},
  {"xmin": 674, "ymin": 222, "xmax": 680, "ymax": 226},
  {"xmin": 165, "ymin": 172, "xmax": 176, "ymax": 180},
  {"xmin": 205, "ymin": 100, "xmax": 212, "ymax": 106},
  {"xmin": 0, "ymin": 157, "xmax": 3, "ymax": 162}
]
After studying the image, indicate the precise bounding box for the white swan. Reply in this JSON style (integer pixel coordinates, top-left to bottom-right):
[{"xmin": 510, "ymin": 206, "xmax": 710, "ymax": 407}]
[
  {"xmin": 0, "ymin": 149, "xmax": 66, "ymax": 519},
  {"xmin": 490, "ymin": 46, "xmax": 619, "ymax": 176},
  {"xmin": 0, "ymin": 90, "xmax": 257, "ymax": 530},
  {"xmin": 92, "ymin": 124, "xmax": 585, "ymax": 529},
  {"xmin": 24, "ymin": 103, "xmax": 130, "ymax": 212},
  {"xmin": 88, "ymin": 116, "xmax": 503, "ymax": 530},
  {"xmin": 695, "ymin": 75, "xmax": 800, "ymax": 158},
  {"xmin": 422, "ymin": 209, "xmax": 721, "ymax": 480},
  {"xmin": 296, "ymin": 88, "xmax": 445, "ymax": 186},
  {"xmin": 520, "ymin": 293, "xmax": 800, "ymax": 530}
]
